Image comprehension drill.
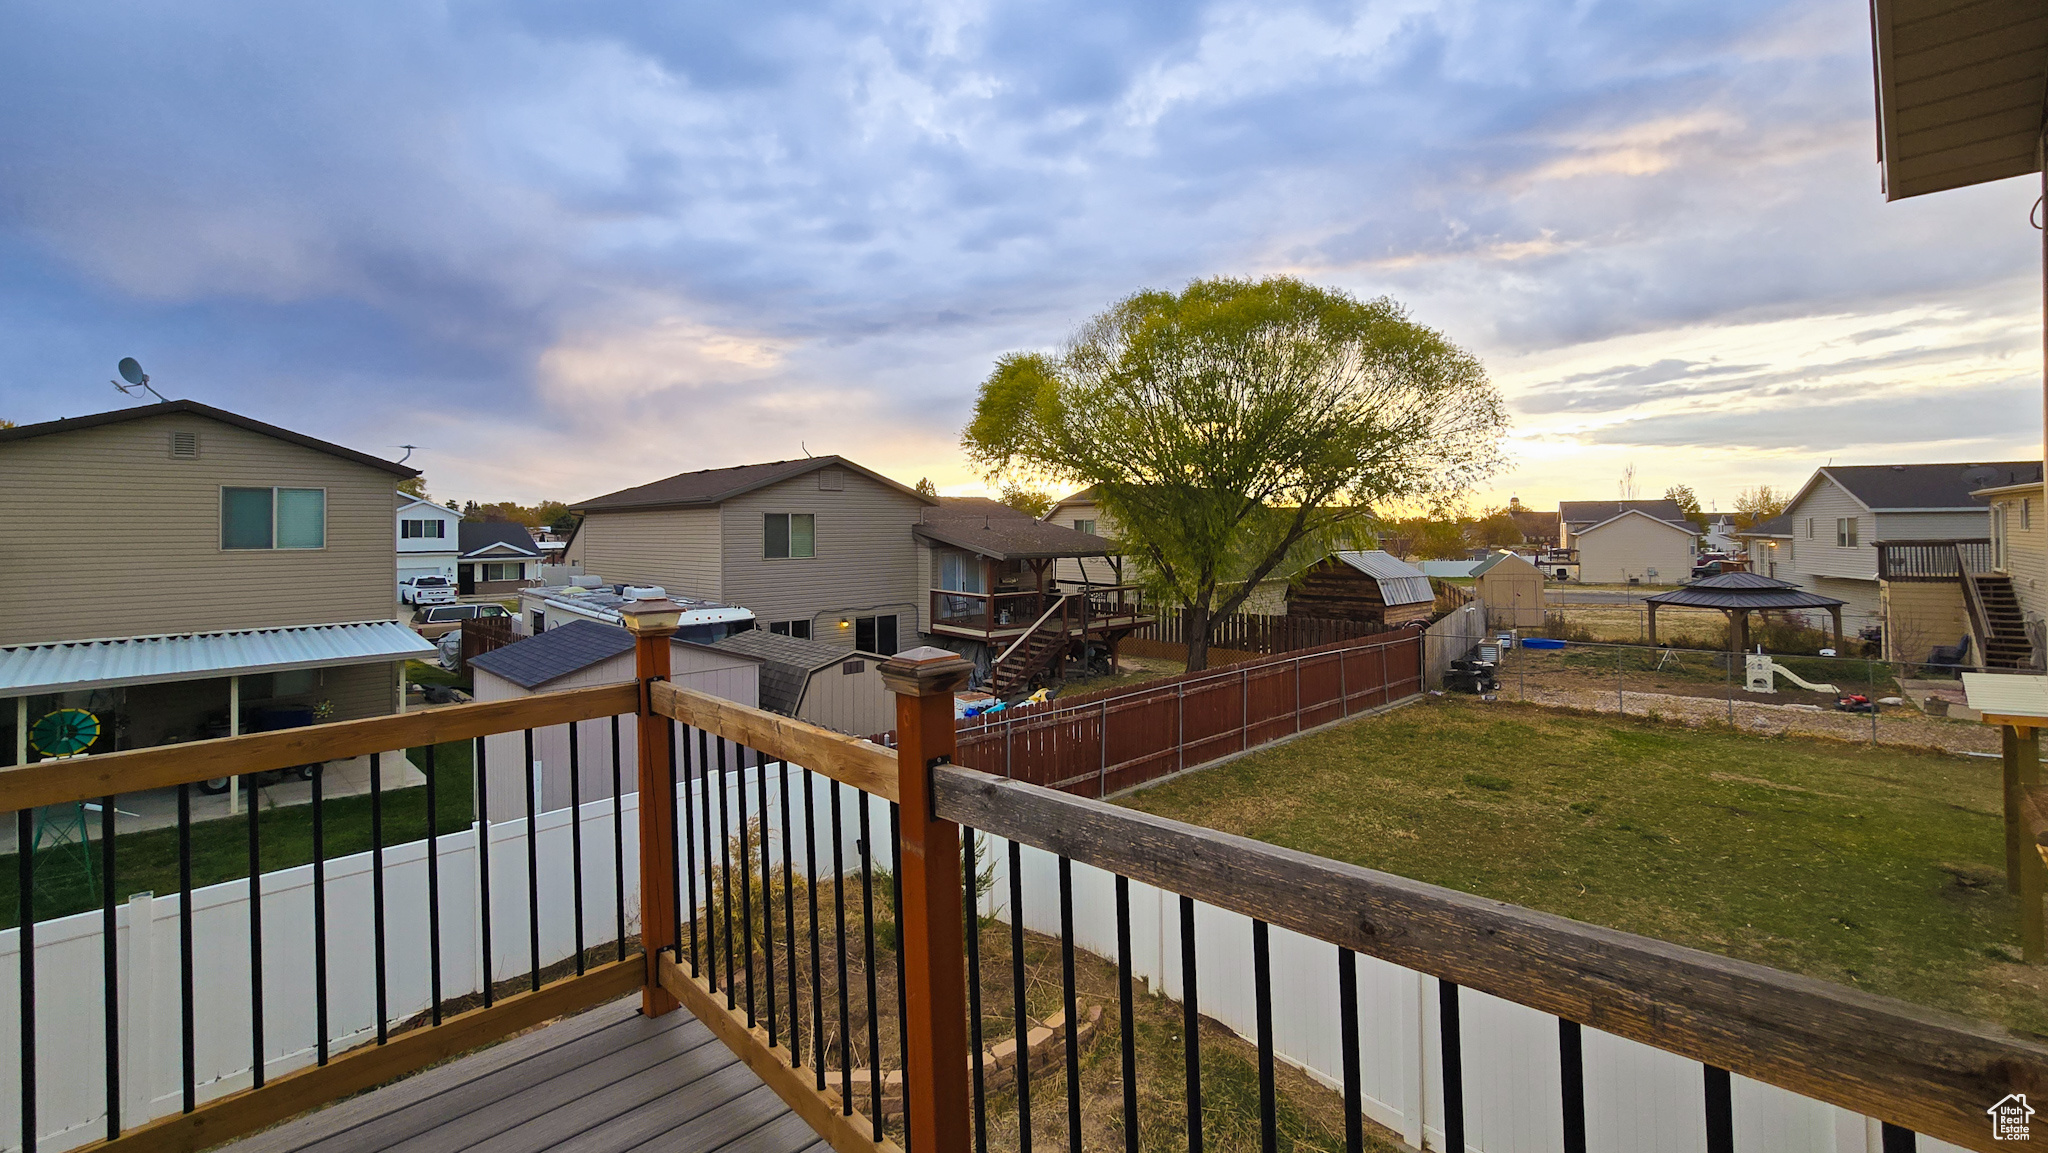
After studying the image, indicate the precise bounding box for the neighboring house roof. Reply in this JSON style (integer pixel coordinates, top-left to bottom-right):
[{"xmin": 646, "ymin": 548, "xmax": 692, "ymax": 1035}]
[
  {"xmin": 914, "ymin": 498, "xmax": 1114, "ymax": 560},
  {"xmin": 396, "ymin": 493, "xmax": 460, "ymax": 514},
  {"xmin": 1734, "ymin": 513, "xmax": 1794, "ymax": 539},
  {"xmin": 1047, "ymin": 486, "xmax": 1100, "ymax": 516},
  {"xmin": 0, "ymin": 399, "xmax": 417, "ymax": 477},
  {"xmin": 1575, "ymin": 508, "xmax": 1699, "ymax": 538},
  {"xmin": 459, "ymin": 522, "xmax": 541, "ymax": 559},
  {"xmin": 471, "ymin": 619, "xmax": 764, "ymax": 690},
  {"xmin": 1329, "ymin": 551, "xmax": 1434, "ymax": 605},
  {"xmin": 1469, "ymin": 550, "xmax": 1539, "ymax": 577},
  {"xmin": 1869, "ymin": 0, "xmax": 2045, "ymax": 201},
  {"xmin": 1643, "ymin": 571, "xmax": 1846, "ymax": 611},
  {"xmin": 0, "ymin": 620, "xmax": 436, "ymax": 695},
  {"xmin": 1793, "ymin": 462, "xmax": 2040, "ymax": 513},
  {"xmin": 1558, "ymin": 499, "xmax": 1691, "ymax": 528},
  {"xmin": 571, "ymin": 455, "xmax": 936, "ymax": 513},
  {"xmin": 711, "ymin": 629, "xmax": 884, "ymax": 715}
]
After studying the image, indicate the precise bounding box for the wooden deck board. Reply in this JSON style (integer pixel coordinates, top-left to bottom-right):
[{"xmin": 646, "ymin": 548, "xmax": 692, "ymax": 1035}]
[{"xmin": 218, "ymin": 997, "xmax": 810, "ymax": 1153}]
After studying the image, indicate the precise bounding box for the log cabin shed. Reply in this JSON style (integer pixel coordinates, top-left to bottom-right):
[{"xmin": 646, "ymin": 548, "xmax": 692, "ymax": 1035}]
[
  {"xmin": 1286, "ymin": 550, "xmax": 1436, "ymax": 626},
  {"xmin": 1472, "ymin": 550, "xmax": 1546, "ymax": 628}
]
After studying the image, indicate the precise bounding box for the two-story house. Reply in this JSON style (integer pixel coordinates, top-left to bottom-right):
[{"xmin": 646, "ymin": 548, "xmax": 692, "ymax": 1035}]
[
  {"xmin": 1775, "ymin": 462, "xmax": 2031, "ymax": 643},
  {"xmin": 1, "ymin": 400, "xmax": 433, "ymax": 773},
  {"xmin": 566, "ymin": 457, "xmax": 936, "ymax": 654},
  {"xmin": 396, "ymin": 492, "xmax": 463, "ymax": 590},
  {"xmin": 1045, "ymin": 486, "xmax": 1121, "ymax": 585}
]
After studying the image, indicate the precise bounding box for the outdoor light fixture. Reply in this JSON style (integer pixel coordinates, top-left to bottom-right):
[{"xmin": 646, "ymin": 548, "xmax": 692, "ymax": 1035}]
[
  {"xmin": 838, "ymin": 617, "xmax": 850, "ymax": 628},
  {"xmin": 620, "ymin": 597, "xmax": 684, "ymax": 634}
]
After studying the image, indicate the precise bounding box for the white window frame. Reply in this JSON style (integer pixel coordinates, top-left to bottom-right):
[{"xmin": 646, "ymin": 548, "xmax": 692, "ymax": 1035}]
[{"xmin": 1835, "ymin": 517, "xmax": 1858, "ymax": 549}]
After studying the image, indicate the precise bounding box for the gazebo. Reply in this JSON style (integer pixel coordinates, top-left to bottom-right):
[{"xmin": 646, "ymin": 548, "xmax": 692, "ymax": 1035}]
[{"xmin": 1642, "ymin": 571, "xmax": 1846, "ymax": 653}]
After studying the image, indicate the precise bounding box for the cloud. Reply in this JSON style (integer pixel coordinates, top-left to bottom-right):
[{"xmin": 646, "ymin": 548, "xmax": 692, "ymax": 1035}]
[{"xmin": 0, "ymin": 0, "xmax": 2036, "ymax": 513}]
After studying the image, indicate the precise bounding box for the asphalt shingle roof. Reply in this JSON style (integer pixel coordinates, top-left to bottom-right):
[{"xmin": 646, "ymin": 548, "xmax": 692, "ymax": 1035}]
[
  {"xmin": 459, "ymin": 521, "xmax": 540, "ymax": 558},
  {"xmin": 469, "ymin": 620, "xmax": 634, "ymax": 689},
  {"xmin": 914, "ymin": 498, "xmax": 1113, "ymax": 560},
  {"xmin": 1822, "ymin": 462, "xmax": 2041, "ymax": 510},
  {"xmin": 0, "ymin": 399, "xmax": 416, "ymax": 476},
  {"xmin": 711, "ymin": 629, "xmax": 876, "ymax": 715},
  {"xmin": 572, "ymin": 456, "xmax": 934, "ymax": 512},
  {"xmin": 1558, "ymin": 499, "xmax": 1691, "ymax": 527}
]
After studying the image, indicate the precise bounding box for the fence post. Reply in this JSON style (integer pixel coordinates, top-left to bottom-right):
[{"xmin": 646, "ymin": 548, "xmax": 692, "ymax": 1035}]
[
  {"xmin": 1100, "ymin": 700, "xmax": 1110, "ymax": 798},
  {"xmin": 1241, "ymin": 666, "xmax": 1251, "ymax": 751},
  {"xmin": 1294, "ymin": 655, "xmax": 1303, "ymax": 731},
  {"xmin": 1178, "ymin": 682, "xmax": 1187, "ymax": 771},
  {"xmin": 621, "ymin": 598, "xmax": 682, "ymax": 1016},
  {"xmin": 1339, "ymin": 648, "xmax": 1349, "ymax": 717},
  {"xmin": 878, "ymin": 647, "xmax": 976, "ymax": 1153}
]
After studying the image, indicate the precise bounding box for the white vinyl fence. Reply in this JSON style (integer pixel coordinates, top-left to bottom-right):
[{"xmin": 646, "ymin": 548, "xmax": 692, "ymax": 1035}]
[{"xmin": 0, "ymin": 760, "xmax": 1969, "ymax": 1153}]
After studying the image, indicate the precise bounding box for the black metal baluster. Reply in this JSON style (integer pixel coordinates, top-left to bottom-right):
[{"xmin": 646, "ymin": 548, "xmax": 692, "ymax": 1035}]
[
  {"xmin": 832, "ymin": 782, "xmax": 853, "ymax": 1117},
  {"xmin": 1009, "ymin": 838, "xmax": 1033, "ymax": 1153},
  {"xmin": 739, "ymin": 745, "xmax": 756, "ymax": 1027},
  {"xmin": 965, "ymin": 829, "xmax": 988, "ymax": 1153},
  {"xmin": 763, "ymin": 757, "xmax": 780, "ymax": 1049},
  {"xmin": 780, "ymin": 758, "xmax": 799, "ymax": 1067},
  {"xmin": 179, "ymin": 783, "xmax": 195, "ymax": 1111},
  {"xmin": 101, "ymin": 795, "xmax": 119, "ymax": 1139},
  {"xmin": 476, "ymin": 737, "xmax": 493, "ymax": 1008},
  {"xmin": 682, "ymin": 724, "xmax": 699, "ymax": 976},
  {"xmin": 1116, "ymin": 874, "xmax": 1138, "ymax": 1153},
  {"xmin": 1880, "ymin": 1123, "xmax": 1917, "ymax": 1152},
  {"xmin": 313, "ymin": 764, "xmax": 331, "ymax": 1055},
  {"xmin": 860, "ymin": 795, "xmax": 882, "ymax": 1134},
  {"xmin": 19, "ymin": 809, "xmax": 36, "ymax": 1152},
  {"xmin": 1339, "ymin": 950, "xmax": 1362, "ymax": 1153},
  {"xmin": 1180, "ymin": 894, "xmax": 1200, "ymax": 1153},
  {"xmin": 372, "ymin": 752, "xmax": 388, "ymax": 1043},
  {"xmin": 1440, "ymin": 980, "xmax": 1466, "ymax": 1153},
  {"xmin": 247, "ymin": 779, "xmax": 266, "ymax": 1085},
  {"xmin": 426, "ymin": 744, "xmax": 443, "ymax": 1025},
  {"xmin": 1059, "ymin": 857, "xmax": 1081, "ymax": 1152},
  {"xmin": 522, "ymin": 729, "xmax": 540, "ymax": 992},
  {"xmin": 701, "ymin": 730, "xmax": 718, "ymax": 994},
  {"xmin": 1252, "ymin": 919, "xmax": 1276, "ymax": 1153},
  {"xmin": 569, "ymin": 722, "xmax": 585, "ymax": 975},
  {"xmin": 1559, "ymin": 1020, "xmax": 1587, "ymax": 1153},
  {"xmin": 806, "ymin": 769, "xmax": 825, "ymax": 1091},
  {"xmin": 611, "ymin": 716, "xmax": 626, "ymax": 963},
  {"xmin": 717, "ymin": 738, "xmax": 737, "ymax": 1009},
  {"xmin": 889, "ymin": 802, "xmax": 908, "ymax": 1149},
  {"xmin": 1704, "ymin": 1064, "xmax": 1734, "ymax": 1153}
]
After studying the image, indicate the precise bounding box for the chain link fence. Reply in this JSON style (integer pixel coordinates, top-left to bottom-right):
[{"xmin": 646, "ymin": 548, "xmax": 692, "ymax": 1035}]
[{"xmin": 1423, "ymin": 630, "xmax": 2008, "ymax": 755}]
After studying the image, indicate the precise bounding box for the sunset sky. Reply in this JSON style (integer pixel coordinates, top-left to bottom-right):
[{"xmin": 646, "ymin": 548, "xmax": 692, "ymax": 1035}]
[{"xmin": 1, "ymin": 0, "xmax": 2038, "ymax": 515}]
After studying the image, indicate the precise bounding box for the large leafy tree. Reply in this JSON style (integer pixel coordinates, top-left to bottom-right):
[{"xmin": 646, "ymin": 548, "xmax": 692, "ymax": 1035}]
[
  {"xmin": 1733, "ymin": 485, "xmax": 1789, "ymax": 530},
  {"xmin": 963, "ymin": 276, "xmax": 1508, "ymax": 670}
]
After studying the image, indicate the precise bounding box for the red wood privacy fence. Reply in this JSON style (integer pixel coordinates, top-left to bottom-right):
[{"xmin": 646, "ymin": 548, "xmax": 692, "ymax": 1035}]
[
  {"xmin": 949, "ymin": 629, "xmax": 1424, "ymax": 796},
  {"xmin": 1134, "ymin": 610, "xmax": 1395, "ymax": 655}
]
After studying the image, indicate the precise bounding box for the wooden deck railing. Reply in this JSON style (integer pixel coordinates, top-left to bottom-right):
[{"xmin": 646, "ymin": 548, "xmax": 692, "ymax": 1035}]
[
  {"xmin": 10, "ymin": 599, "xmax": 2048, "ymax": 1153},
  {"xmin": 1876, "ymin": 538, "xmax": 1993, "ymax": 582}
]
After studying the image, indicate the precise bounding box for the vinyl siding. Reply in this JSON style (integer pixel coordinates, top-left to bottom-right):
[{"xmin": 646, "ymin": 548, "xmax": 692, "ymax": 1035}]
[
  {"xmin": 1884, "ymin": 580, "xmax": 1970, "ymax": 662},
  {"xmin": 1049, "ymin": 501, "xmax": 1123, "ymax": 584},
  {"xmin": 793, "ymin": 653, "xmax": 894, "ymax": 736},
  {"xmin": 473, "ymin": 641, "xmax": 759, "ymax": 820},
  {"xmin": 0, "ymin": 412, "xmax": 401, "ymax": 646},
  {"xmin": 1989, "ymin": 487, "xmax": 2048, "ymax": 627},
  {"xmin": 1810, "ymin": 576, "xmax": 1881, "ymax": 632},
  {"xmin": 567, "ymin": 507, "xmax": 722, "ymax": 598},
  {"xmin": 719, "ymin": 473, "xmax": 926, "ymax": 651},
  {"xmin": 1784, "ymin": 478, "xmax": 1874, "ymax": 580},
  {"xmin": 1573, "ymin": 515, "xmax": 1695, "ymax": 584},
  {"xmin": 1874, "ymin": 510, "xmax": 1990, "ymax": 541}
]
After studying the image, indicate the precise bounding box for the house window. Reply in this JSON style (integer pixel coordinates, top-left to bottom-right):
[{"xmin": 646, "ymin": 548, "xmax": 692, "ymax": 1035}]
[
  {"xmin": 1074, "ymin": 519, "xmax": 1096, "ymax": 535},
  {"xmin": 1806, "ymin": 518, "xmax": 1815, "ymax": 539},
  {"xmin": 401, "ymin": 519, "xmax": 446, "ymax": 539},
  {"xmin": 767, "ymin": 619, "xmax": 813, "ymax": 639},
  {"xmin": 855, "ymin": 614, "xmax": 899, "ymax": 656},
  {"xmin": 222, "ymin": 487, "xmax": 325, "ymax": 550},
  {"xmin": 1835, "ymin": 518, "xmax": 1858, "ymax": 548},
  {"xmin": 764, "ymin": 513, "xmax": 816, "ymax": 559},
  {"xmin": 480, "ymin": 562, "xmax": 524, "ymax": 582},
  {"xmin": 532, "ymin": 611, "xmax": 546, "ymax": 634}
]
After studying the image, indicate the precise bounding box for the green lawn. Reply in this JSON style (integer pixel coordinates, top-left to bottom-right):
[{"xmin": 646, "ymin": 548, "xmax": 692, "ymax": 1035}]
[
  {"xmin": 1, "ymin": 742, "xmax": 476, "ymax": 929},
  {"xmin": 1119, "ymin": 696, "xmax": 2048, "ymax": 1037}
]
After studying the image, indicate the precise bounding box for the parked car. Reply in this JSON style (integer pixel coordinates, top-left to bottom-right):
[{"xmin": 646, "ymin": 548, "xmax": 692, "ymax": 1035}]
[
  {"xmin": 411, "ymin": 602, "xmax": 512, "ymax": 639},
  {"xmin": 400, "ymin": 574, "xmax": 458, "ymax": 606},
  {"xmin": 1689, "ymin": 558, "xmax": 1747, "ymax": 580}
]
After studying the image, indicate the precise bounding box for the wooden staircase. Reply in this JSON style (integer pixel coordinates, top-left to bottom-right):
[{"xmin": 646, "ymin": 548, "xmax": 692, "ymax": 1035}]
[
  {"xmin": 987, "ymin": 596, "xmax": 1074, "ymax": 695},
  {"xmin": 1970, "ymin": 572, "xmax": 2034, "ymax": 669}
]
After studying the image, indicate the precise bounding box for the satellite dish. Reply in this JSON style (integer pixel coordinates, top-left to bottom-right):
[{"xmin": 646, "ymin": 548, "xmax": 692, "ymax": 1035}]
[
  {"xmin": 1962, "ymin": 465, "xmax": 2001, "ymax": 491},
  {"xmin": 117, "ymin": 357, "xmax": 147, "ymax": 386}
]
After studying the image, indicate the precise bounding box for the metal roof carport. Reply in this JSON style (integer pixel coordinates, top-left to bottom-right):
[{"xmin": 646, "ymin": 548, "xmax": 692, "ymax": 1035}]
[{"xmin": 1, "ymin": 620, "xmax": 437, "ymax": 696}]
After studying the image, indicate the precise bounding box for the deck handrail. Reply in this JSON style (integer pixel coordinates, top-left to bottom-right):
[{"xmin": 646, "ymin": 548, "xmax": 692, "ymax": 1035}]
[{"xmin": 932, "ymin": 766, "xmax": 2048, "ymax": 1149}]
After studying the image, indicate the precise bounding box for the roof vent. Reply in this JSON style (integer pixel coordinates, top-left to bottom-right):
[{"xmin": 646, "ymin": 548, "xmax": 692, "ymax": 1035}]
[
  {"xmin": 170, "ymin": 431, "xmax": 200, "ymax": 459},
  {"xmin": 1891, "ymin": 465, "xmax": 1906, "ymax": 471},
  {"xmin": 817, "ymin": 467, "xmax": 845, "ymax": 491},
  {"xmin": 622, "ymin": 585, "xmax": 667, "ymax": 601}
]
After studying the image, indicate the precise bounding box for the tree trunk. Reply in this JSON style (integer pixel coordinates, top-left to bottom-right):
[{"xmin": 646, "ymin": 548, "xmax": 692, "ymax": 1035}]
[{"xmin": 1186, "ymin": 599, "xmax": 1214, "ymax": 672}]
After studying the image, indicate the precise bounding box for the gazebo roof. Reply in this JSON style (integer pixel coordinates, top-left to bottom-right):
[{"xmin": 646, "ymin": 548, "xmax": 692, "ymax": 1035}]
[{"xmin": 1642, "ymin": 571, "xmax": 1847, "ymax": 611}]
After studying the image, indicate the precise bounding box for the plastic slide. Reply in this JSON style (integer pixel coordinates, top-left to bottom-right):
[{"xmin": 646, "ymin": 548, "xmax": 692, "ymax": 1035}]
[{"xmin": 1769, "ymin": 663, "xmax": 1838, "ymax": 694}]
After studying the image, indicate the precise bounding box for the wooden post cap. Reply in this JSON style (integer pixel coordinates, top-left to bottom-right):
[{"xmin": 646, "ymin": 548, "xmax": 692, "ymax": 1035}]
[
  {"xmin": 879, "ymin": 647, "xmax": 975, "ymax": 697},
  {"xmin": 619, "ymin": 598, "xmax": 684, "ymax": 635}
]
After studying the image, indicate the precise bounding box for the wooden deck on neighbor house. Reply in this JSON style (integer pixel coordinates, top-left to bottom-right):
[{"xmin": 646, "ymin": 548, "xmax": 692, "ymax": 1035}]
[{"xmin": 220, "ymin": 996, "xmax": 827, "ymax": 1153}]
